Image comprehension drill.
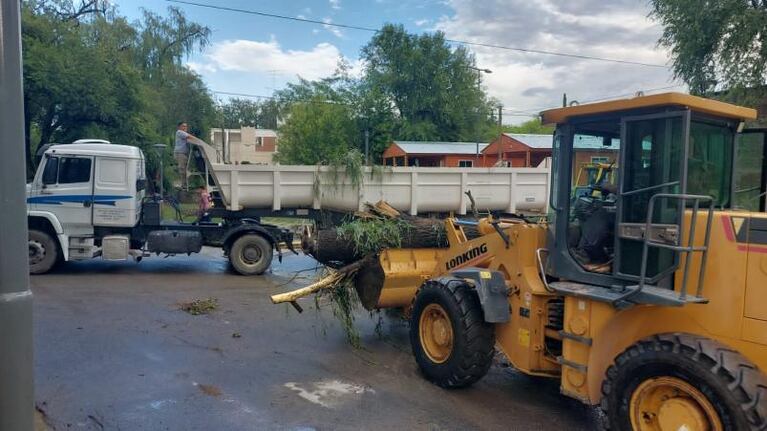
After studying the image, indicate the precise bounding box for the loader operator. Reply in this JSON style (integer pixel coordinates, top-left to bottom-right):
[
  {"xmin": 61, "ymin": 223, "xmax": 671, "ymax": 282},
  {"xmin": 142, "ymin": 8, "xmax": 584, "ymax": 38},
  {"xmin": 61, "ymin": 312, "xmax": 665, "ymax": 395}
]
[
  {"xmin": 572, "ymin": 181, "xmax": 617, "ymax": 272},
  {"xmin": 174, "ymin": 122, "xmax": 200, "ymax": 189}
]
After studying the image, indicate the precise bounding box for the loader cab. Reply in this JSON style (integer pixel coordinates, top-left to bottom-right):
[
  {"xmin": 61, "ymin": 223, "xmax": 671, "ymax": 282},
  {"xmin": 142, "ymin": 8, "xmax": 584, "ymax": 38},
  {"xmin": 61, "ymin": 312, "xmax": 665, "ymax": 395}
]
[{"xmin": 542, "ymin": 93, "xmax": 757, "ymax": 294}]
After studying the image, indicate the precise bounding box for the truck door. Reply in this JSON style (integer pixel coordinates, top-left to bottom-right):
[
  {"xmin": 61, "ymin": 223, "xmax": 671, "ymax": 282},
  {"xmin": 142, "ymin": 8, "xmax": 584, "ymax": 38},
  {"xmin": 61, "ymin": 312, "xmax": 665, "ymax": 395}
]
[
  {"xmin": 29, "ymin": 155, "xmax": 94, "ymax": 234},
  {"xmin": 92, "ymin": 156, "xmax": 135, "ymax": 227}
]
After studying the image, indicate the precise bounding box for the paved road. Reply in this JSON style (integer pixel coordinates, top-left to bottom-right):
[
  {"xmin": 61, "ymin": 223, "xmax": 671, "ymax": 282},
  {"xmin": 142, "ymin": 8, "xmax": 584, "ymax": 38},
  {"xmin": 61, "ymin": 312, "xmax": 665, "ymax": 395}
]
[{"xmin": 32, "ymin": 249, "xmax": 598, "ymax": 430}]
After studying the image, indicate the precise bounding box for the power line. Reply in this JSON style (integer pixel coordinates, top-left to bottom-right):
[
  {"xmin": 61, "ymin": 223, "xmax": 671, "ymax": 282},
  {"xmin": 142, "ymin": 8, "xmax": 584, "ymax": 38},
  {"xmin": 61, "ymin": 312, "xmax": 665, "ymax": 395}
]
[
  {"xmin": 166, "ymin": 0, "xmax": 668, "ymax": 68},
  {"xmin": 212, "ymin": 90, "xmax": 353, "ymax": 106}
]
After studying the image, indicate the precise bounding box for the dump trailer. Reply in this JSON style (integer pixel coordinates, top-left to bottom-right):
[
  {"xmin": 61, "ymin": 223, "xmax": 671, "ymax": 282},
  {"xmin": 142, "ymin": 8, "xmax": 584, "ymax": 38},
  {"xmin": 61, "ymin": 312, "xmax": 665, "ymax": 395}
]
[
  {"xmin": 194, "ymin": 140, "xmax": 551, "ymax": 217},
  {"xmin": 342, "ymin": 93, "xmax": 767, "ymax": 430},
  {"xmin": 26, "ymin": 140, "xmax": 550, "ymax": 275}
]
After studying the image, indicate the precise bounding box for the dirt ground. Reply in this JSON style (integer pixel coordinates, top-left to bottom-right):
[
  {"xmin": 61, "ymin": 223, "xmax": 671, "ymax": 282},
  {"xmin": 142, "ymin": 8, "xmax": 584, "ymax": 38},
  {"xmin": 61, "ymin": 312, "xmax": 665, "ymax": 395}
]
[{"xmin": 31, "ymin": 248, "xmax": 598, "ymax": 430}]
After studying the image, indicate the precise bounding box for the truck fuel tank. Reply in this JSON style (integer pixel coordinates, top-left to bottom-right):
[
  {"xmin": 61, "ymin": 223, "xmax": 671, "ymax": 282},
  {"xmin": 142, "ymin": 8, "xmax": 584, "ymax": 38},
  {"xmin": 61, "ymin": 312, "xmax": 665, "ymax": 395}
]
[{"xmin": 147, "ymin": 230, "xmax": 203, "ymax": 255}]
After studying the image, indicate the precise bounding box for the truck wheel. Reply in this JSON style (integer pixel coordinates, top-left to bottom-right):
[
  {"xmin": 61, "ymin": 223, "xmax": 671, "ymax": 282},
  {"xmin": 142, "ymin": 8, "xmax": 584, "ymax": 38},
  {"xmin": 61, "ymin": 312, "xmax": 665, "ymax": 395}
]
[
  {"xmin": 229, "ymin": 234, "xmax": 273, "ymax": 275},
  {"xmin": 29, "ymin": 229, "xmax": 59, "ymax": 275},
  {"xmin": 600, "ymin": 333, "xmax": 767, "ymax": 431},
  {"xmin": 409, "ymin": 279, "xmax": 495, "ymax": 388}
]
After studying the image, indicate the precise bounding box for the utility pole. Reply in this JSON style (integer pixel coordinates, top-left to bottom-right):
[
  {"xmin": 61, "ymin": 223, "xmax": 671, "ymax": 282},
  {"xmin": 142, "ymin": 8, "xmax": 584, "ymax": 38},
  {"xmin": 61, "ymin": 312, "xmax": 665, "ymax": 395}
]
[
  {"xmin": 0, "ymin": 0, "xmax": 35, "ymax": 429},
  {"xmin": 467, "ymin": 65, "xmax": 492, "ymax": 164},
  {"xmin": 364, "ymin": 129, "xmax": 370, "ymax": 166},
  {"xmin": 497, "ymin": 105, "xmax": 503, "ymax": 165}
]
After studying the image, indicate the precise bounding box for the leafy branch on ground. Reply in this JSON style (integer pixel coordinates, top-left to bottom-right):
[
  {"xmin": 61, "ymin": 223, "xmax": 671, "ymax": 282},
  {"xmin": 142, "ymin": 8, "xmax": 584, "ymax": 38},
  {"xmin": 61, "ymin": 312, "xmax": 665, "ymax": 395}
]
[{"xmin": 179, "ymin": 297, "xmax": 218, "ymax": 315}]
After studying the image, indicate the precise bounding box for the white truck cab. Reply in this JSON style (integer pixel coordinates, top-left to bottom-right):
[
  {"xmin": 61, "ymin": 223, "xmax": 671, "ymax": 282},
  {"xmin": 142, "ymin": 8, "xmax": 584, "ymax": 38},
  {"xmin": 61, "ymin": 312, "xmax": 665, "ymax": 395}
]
[{"xmin": 27, "ymin": 141, "xmax": 147, "ymax": 272}]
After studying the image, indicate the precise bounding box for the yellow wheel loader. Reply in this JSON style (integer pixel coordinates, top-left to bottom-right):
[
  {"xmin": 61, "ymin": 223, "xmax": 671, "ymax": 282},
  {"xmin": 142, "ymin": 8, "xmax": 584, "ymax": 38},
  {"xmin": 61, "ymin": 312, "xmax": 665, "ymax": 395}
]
[{"xmin": 355, "ymin": 93, "xmax": 767, "ymax": 430}]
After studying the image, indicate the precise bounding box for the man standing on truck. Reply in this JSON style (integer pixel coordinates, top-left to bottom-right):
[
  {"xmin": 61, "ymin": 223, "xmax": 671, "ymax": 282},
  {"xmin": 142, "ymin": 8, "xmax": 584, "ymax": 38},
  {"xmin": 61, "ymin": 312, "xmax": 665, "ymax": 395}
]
[{"xmin": 174, "ymin": 122, "xmax": 199, "ymax": 189}]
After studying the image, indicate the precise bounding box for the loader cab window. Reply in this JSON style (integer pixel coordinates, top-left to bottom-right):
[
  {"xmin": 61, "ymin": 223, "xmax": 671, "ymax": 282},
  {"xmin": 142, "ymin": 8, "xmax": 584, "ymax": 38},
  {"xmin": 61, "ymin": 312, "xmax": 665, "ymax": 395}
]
[
  {"xmin": 566, "ymin": 124, "xmax": 621, "ymax": 273},
  {"xmin": 687, "ymin": 120, "xmax": 734, "ymax": 208},
  {"xmin": 617, "ymin": 114, "xmax": 685, "ymax": 280},
  {"xmin": 734, "ymin": 130, "xmax": 767, "ymax": 211}
]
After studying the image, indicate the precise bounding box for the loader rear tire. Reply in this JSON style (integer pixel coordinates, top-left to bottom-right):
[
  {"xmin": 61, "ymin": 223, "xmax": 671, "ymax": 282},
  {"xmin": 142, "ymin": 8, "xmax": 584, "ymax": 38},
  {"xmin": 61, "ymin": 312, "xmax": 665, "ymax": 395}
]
[
  {"xmin": 410, "ymin": 279, "xmax": 495, "ymax": 388},
  {"xmin": 229, "ymin": 234, "xmax": 272, "ymax": 275},
  {"xmin": 600, "ymin": 333, "xmax": 767, "ymax": 431},
  {"xmin": 29, "ymin": 229, "xmax": 59, "ymax": 275}
]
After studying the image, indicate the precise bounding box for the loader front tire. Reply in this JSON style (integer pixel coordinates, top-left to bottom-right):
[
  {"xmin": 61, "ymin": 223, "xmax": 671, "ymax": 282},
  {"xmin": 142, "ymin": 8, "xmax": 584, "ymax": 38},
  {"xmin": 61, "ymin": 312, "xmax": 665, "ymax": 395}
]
[
  {"xmin": 410, "ymin": 279, "xmax": 495, "ymax": 388},
  {"xmin": 600, "ymin": 333, "xmax": 767, "ymax": 431},
  {"xmin": 29, "ymin": 229, "xmax": 59, "ymax": 275},
  {"xmin": 229, "ymin": 234, "xmax": 273, "ymax": 275}
]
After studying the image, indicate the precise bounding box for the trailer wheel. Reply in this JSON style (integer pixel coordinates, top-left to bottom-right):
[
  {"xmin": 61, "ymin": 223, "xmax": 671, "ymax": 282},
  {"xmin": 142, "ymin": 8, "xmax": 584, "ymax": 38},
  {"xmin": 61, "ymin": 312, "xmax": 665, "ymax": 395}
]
[
  {"xmin": 409, "ymin": 279, "xmax": 495, "ymax": 388},
  {"xmin": 29, "ymin": 229, "xmax": 59, "ymax": 275},
  {"xmin": 600, "ymin": 333, "xmax": 767, "ymax": 431},
  {"xmin": 229, "ymin": 234, "xmax": 273, "ymax": 275}
]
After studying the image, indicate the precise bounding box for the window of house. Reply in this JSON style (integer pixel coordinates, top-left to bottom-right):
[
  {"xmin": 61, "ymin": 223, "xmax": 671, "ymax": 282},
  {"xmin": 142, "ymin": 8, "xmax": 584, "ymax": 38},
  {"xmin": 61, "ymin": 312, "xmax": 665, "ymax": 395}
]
[
  {"xmin": 57, "ymin": 157, "xmax": 92, "ymax": 184},
  {"xmin": 256, "ymin": 137, "xmax": 263, "ymax": 147},
  {"xmin": 458, "ymin": 160, "xmax": 473, "ymax": 167},
  {"xmin": 591, "ymin": 156, "xmax": 609, "ymax": 164}
]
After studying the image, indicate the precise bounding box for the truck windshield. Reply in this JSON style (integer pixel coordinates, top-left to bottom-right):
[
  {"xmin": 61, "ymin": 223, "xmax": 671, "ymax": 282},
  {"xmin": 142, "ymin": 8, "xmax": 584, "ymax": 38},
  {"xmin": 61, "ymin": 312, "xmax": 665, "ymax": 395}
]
[{"xmin": 687, "ymin": 121, "xmax": 734, "ymax": 208}]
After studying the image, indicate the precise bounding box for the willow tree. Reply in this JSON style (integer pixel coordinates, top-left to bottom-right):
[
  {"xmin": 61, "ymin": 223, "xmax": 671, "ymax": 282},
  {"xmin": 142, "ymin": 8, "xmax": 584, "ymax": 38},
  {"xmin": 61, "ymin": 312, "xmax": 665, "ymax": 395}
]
[{"xmin": 651, "ymin": 0, "xmax": 767, "ymax": 97}]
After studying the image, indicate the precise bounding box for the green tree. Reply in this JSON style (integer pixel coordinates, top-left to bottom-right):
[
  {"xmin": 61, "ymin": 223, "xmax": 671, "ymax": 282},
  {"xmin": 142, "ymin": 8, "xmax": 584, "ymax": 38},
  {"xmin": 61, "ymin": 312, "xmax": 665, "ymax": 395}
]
[
  {"xmin": 21, "ymin": 1, "xmax": 214, "ymax": 182},
  {"xmin": 651, "ymin": 0, "xmax": 767, "ymax": 95},
  {"xmin": 275, "ymin": 97, "xmax": 357, "ymax": 165},
  {"xmin": 503, "ymin": 118, "xmax": 554, "ymax": 135},
  {"xmin": 216, "ymin": 98, "xmax": 280, "ymax": 129},
  {"xmin": 360, "ymin": 24, "xmax": 496, "ymax": 143}
]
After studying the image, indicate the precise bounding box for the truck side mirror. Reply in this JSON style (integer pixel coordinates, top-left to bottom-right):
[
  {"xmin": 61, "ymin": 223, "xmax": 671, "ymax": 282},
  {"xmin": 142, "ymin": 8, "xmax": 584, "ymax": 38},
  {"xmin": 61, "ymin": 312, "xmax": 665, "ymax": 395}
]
[
  {"xmin": 136, "ymin": 179, "xmax": 147, "ymax": 192},
  {"xmin": 42, "ymin": 157, "xmax": 59, "ymax": 185}
]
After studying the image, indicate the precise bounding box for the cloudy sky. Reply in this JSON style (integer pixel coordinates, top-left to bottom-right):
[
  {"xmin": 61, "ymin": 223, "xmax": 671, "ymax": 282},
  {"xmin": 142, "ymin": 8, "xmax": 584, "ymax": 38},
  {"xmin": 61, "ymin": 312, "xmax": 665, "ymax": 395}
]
[{"xmin": 117, "ymin": 0, "xmax": 684, "ymax": 123}]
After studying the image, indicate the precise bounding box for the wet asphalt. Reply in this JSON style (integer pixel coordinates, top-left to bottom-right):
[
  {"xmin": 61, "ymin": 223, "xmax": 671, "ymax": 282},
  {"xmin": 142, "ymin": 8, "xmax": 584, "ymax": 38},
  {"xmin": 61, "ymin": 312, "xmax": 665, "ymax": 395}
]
[{"xmin": 32, "ymin": 248, "xmax": 598, "ymax": 430}]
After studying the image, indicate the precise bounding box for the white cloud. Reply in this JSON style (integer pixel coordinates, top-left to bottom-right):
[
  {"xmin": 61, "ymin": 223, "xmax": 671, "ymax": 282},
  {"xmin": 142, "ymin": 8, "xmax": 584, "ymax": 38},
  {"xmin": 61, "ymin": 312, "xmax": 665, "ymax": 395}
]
[
  {"xmin": 186, "ymin": 61, "xmax": 217, "ymax": 74},
  {"xmin": 322, "ymin": 17, "xmax": 344, "ymax": 38},
  {"xmin": 329, "ymin": 0, "xmax": 341, "ymax": 10},
  {"xmin": 435, "ymin": 0, "xmax": 683, "ymax": 121},
  {"xmin": 204, "ymin": 39, "xmax": 343, "ymax": 81},
  {"xmin": 414, "ymin": 19, "xmax": 429, "ymax": 27}
]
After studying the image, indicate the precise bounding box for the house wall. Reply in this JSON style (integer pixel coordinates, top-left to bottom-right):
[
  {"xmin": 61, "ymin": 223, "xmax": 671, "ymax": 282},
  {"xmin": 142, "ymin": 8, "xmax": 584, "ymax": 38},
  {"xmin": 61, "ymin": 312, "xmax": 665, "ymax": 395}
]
[
  {"xmin": 481, "ymin": 135, "xmax": 552, "ymax": 167},
  {"xmin": 210, "ymin": 127, "xmax": 277, "ymax": 165}
]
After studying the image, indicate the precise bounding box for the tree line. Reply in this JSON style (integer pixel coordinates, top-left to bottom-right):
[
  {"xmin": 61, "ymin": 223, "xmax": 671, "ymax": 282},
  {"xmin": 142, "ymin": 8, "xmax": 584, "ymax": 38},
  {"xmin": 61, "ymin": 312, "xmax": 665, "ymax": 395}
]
[{"xmin": 22, "ymin": 0, "xmax": 767, "ymax": 180}]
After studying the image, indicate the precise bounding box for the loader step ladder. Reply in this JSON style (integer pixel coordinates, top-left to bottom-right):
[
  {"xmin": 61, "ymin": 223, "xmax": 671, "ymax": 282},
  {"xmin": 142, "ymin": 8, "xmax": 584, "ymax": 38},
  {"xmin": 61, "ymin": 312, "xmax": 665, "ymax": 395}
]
[{"xmin": 550, "ymin": 193, "xmax": 715, "ymax": 308}]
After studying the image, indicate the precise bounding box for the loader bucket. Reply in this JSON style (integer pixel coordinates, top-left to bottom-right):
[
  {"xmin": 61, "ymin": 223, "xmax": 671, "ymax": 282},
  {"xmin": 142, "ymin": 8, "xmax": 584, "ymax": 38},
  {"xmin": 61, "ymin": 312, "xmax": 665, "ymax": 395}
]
[{"xmin": 354, "ymin": 248, "xmax": 444, "ymax": 310}]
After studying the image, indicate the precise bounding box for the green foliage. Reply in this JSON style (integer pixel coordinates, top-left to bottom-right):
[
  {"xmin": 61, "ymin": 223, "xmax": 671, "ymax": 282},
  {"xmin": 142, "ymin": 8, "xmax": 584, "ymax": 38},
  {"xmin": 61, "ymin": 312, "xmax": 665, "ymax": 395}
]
[
  {"xmin": 336, "ymin": 217, "xmax": 410, "ymax": 256},
  {"xmin": 361, "ymin": 24, "xmax": 498, "ymax": 143},
  {"xmin": 21, "ymin": 1, "xmax": 214, "ymax": 182},
  {"xmin": 216, "ymin": 98, "xmax": 280, "ymax": 129},
  {"xmin": 275, "ymin": 96, "xmax": 357, "ymax": 165},
  {"xmin": 179, "ymin": 297, "xmax": 218, "ymax": 315},
  {"xmin": 651, "ymin": 0, "xmax": 767, "ymax": 95},
  {"xmin": 502, "ymin": 118, "xmax": 554, "ymax": 135},
  {"xmin": 274, "ymin": 24, "xmax": 499, "ymax": 166},
  {"xmin": 318, "ymin": 280, "xmax": 362, "ymax": 348}
]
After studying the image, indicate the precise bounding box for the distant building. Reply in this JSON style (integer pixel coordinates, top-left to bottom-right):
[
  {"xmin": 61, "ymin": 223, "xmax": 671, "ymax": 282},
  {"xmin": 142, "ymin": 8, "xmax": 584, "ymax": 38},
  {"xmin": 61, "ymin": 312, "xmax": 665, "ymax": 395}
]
[
  {"xmin": 209, "ymin": 127, "xmax": 277, "ymax": 165},
  {"xmin": 382, "ymin": 141, "xmax": 489, "ymax": 167},
  {"xmin": 482, "ymin": 133, "xmax": 553, "ymax": 167}
]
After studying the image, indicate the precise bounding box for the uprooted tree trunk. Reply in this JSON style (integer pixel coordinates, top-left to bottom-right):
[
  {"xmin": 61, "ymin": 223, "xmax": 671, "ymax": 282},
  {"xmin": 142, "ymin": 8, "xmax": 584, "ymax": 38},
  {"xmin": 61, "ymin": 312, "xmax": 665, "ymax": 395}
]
[{"xmin": 302, "ymin": 201, "xmax": 480, "ymax": 268}]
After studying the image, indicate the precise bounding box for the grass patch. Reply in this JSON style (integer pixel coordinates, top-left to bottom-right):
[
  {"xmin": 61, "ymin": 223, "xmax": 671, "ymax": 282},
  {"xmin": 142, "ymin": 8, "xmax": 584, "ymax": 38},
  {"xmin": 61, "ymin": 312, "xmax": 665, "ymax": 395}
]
[
  {"xmin": 161, "ymin": 202, "xmax": 198, "ymax": 223},
  {"xmin": 179, "ymin": 297, "xmax": 218, "ymax": 315},
  {"xmin": 262, "ymin": 217, "xmax": 312, "ymax": 231}
]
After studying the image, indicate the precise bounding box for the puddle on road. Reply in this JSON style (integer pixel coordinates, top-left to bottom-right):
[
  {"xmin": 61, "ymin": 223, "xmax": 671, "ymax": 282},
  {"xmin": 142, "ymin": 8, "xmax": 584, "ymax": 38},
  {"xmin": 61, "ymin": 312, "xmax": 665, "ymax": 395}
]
[{"xmin": 284, "ymin": 380, "xmax": 374, "ymax": 408}]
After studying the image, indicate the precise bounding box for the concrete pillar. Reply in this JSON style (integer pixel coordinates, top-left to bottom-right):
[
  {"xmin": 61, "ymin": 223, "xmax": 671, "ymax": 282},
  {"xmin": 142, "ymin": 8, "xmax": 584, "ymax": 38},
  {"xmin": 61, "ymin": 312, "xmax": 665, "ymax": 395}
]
[{"xmin": 0, "ymin": 0, "xmax": 35, "ymax": 429}]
